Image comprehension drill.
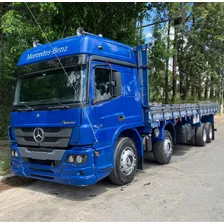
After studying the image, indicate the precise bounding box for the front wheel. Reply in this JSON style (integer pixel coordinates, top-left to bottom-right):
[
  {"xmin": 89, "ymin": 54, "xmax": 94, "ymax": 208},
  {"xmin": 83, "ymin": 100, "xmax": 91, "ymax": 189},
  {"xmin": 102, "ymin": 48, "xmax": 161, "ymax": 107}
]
[
  {"xmin": 109, "ymin": 137, "xmax": 137, "ymax": 185},
  {"xmin": 153, "ymin": 130, "xmax": 173, "ymax": 164}
]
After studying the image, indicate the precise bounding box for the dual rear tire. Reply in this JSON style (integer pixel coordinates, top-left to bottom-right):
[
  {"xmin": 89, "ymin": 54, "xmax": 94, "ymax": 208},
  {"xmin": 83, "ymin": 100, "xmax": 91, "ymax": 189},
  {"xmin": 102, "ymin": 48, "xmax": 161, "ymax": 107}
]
[
  {"xmin": 193, "ymin": 122, "xmax": 213, "ymax": 146},
  {"xmin": 204, "ymin": 122, "xmax": 213, "ymax": 143}
]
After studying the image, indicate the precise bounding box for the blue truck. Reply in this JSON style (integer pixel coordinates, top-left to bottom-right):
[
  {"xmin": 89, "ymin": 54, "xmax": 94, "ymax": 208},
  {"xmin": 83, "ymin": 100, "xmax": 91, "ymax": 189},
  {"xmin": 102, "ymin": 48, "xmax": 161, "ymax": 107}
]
[{"xmin": 9, "ymin": 29, "xmax": 218, "ymax": 186}]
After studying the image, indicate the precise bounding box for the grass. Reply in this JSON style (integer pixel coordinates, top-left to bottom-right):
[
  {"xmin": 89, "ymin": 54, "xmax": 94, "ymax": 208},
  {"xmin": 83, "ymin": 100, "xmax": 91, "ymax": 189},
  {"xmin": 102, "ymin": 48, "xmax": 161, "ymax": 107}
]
[
  {"xmin": 0, "ymin": 156, "xmax": 11, "ymax": 176},
  {"xmin": 0, "ymin": 140, "xmax": 11, "ymax": 176}
]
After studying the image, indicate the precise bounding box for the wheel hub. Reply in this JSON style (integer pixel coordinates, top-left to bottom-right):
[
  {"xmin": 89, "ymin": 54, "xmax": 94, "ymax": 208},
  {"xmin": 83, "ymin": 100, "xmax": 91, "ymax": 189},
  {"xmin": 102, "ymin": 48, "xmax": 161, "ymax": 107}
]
[
  {"xmin": 163, "ymin": 137, "xmax": 172, "ymax": 157},
  {"xmin": 120, "ymin": 147, "xmax": 136, "ymax": 176}
]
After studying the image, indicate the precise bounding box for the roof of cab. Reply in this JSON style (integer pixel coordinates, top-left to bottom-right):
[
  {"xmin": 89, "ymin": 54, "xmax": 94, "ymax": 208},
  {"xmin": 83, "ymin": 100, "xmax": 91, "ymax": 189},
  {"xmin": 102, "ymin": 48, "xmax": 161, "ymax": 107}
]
[{"xmin": 18, "ymin": 35, "xmax": 137, "ymax": 67}]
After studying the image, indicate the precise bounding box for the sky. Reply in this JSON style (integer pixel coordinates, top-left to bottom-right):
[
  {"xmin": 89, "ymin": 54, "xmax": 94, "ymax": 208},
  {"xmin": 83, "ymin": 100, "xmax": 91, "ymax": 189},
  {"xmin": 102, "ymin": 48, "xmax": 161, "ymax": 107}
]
[
  {"xmin": 141, "ymin": 8, "xmax": 175, "ymax": 44},
  {"xmin": 142, "ymin": 9, "xmax": 156, "ymax": 43}
]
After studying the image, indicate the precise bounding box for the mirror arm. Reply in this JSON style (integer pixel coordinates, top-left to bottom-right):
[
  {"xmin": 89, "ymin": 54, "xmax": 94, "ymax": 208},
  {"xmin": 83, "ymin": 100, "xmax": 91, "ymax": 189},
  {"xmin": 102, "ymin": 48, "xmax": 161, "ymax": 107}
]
[{"xmin": 104, "ymin": 62, "xmax": 113, "ymax": 97}]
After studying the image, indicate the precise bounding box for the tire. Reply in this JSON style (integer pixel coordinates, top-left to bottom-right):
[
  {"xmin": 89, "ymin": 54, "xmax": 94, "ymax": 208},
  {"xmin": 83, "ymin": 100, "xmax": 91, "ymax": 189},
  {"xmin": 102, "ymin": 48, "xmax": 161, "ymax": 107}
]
[
  {"xmin": 153, "ymin": 130, "xmax": 173, "ymax": 165},
  {"xmin": 195, "ymin": 124, "xmax": 207, "ymax": 146},
  {"xmin": 109, "ymin": 137, "xmax": 137, "ymax": 185},
  {"xmin": 190, "ymin": 126, "xmax": 197, "ymax": 146},
  {"xmin": 204, "ymin": 122, "xmax": 212, "ymax": 143}
]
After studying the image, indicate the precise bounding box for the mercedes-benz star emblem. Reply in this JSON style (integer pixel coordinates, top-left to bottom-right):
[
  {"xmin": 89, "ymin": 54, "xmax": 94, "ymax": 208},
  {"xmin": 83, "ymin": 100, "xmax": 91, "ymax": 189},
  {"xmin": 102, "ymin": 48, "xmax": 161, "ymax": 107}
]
[{"xmin": 33, "ymin": 128, "xmax": 44, "ymax": 143}]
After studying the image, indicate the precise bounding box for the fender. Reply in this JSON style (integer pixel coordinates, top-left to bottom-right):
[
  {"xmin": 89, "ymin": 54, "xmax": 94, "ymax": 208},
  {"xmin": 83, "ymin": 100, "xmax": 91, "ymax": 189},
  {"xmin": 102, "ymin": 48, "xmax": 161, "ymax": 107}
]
[
  {"xmin": 153, "ymin": 120, "xmax": 176, "ymax": 144},
  {"xmin": 111, "ymin": 121, "xmax": 143, "ymax": 149},
  {"xmin": 111, "ymin": 121, "xmax": 144, "ymax": 169}
]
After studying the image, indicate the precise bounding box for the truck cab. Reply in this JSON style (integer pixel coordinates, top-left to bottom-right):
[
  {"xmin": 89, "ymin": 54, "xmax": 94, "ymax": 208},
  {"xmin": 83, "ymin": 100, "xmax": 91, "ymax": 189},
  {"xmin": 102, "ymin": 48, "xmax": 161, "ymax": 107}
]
[{"xmin": 9, "ymin": 33, "xmax": 145, "ymax": 186}]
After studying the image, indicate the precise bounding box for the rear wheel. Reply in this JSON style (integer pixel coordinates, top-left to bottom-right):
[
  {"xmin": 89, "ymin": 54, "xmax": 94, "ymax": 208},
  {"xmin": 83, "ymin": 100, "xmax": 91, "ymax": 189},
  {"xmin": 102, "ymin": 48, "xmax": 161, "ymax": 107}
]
[
  {"xmin": 196, "ymin": 124, "xmax": 207, "ymax": 146},
  {"xmin": 204, "ymin": 122, "xmax": 212, "ymax": 143},
  {"xmin": 190, "ymin": 126, "xmax": 197, "ymax": 146},
  {"xmin": 153, "ymin": 130, "xmax": 173, "ymax": 164},
  {"xmin": 109, "ymin": 137, "xmax": 137, "ymax": 185}
]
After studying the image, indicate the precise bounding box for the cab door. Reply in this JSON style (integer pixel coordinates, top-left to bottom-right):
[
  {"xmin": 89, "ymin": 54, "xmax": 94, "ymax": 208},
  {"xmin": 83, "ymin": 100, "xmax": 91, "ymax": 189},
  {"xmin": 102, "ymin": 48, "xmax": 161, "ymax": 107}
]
[{"xmin": 91, "ymin": 61, "xmax": 124, "ymax": 147}]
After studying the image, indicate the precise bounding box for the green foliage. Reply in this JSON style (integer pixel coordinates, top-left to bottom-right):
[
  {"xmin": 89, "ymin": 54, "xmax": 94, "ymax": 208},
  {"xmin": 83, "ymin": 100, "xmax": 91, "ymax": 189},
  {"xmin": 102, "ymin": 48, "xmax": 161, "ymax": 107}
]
[{"xmin": 149, "ymin": 2, "xmax": 224, "ymax": 104}]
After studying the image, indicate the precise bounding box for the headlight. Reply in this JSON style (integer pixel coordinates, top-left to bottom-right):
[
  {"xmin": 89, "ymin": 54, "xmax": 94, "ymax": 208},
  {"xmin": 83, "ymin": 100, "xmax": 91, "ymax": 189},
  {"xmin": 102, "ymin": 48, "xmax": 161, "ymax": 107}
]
[
  {"xmin": 67, "ymin": 155, "xmax": 88, "ymax": 165},
  {"xmin": 75, "ymin": 155, "xmax": 83, "ymax": 164},
  {"xmin": 68, "ymin": 155, "xmax": 74, "ymax": 163},
  {"xmin": 15, "ymin": 151, "xmax": 18, "ymax": 157},
  {"xmin": 11, "ymin": 150, "xmax": 19, "ymax": 158}
]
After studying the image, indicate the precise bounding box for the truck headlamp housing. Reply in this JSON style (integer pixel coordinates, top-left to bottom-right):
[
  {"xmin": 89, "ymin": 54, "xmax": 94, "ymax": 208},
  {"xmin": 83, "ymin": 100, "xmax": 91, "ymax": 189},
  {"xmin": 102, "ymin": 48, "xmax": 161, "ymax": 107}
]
[
  {"xmin": 67, "ymin": 154, "xmax": 88, "ymax": 165},
  {"xmin": 11, "ymin": 150, "xmax": 19, "ymax": 158}
]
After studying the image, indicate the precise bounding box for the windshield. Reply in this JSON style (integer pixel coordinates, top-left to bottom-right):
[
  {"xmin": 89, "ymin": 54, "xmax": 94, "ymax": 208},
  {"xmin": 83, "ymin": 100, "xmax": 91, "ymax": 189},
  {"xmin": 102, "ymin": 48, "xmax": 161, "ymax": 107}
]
[{"xmin": 14, "ymin": 65, "xmax": 87, "ymax": 106}]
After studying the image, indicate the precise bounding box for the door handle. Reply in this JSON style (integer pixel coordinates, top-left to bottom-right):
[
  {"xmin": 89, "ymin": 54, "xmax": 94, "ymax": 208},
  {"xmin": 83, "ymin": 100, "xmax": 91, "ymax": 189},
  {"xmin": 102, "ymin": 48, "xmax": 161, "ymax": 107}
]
[{"xmin": 118, "ymin": 115, "xmax": 125, "ymax": 121}]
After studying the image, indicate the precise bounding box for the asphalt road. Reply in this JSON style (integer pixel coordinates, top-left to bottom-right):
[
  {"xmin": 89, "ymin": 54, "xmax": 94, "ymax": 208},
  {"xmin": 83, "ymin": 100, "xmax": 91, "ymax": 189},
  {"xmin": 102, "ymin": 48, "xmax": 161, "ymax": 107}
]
[{"xmin": 0, "ymin": 120, "xmax": 224, "ymax": 222}]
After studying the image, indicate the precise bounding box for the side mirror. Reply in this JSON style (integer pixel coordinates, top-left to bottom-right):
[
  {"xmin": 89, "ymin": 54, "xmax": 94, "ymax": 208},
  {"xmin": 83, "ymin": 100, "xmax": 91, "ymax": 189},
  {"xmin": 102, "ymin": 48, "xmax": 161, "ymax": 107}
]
[{"xmin": 111, "ymin": 71, "xmax": 121, "ymax": 97}]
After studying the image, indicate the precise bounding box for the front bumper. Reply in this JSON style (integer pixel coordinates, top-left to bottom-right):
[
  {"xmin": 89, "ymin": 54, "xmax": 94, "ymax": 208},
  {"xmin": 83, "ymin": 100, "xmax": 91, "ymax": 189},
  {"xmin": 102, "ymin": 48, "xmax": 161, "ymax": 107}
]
[{"xmin": 10, "ymin": 144, "xmax": 97, "ymax": 186}]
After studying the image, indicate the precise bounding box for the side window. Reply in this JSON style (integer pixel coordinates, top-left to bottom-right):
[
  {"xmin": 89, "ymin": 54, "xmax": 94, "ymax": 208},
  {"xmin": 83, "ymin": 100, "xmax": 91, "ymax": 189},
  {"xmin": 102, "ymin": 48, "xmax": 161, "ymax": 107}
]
[
  {"xmin": 94, "ymin": 67, "xmax": 121, "ymax": 102},
  {"xmin": 95, "ymin": 68, "xmax": 111, "ymax": 102}
]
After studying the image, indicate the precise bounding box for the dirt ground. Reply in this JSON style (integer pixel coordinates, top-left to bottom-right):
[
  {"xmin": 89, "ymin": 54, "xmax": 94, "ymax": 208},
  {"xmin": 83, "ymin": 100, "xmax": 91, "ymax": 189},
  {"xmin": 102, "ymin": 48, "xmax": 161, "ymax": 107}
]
[{"xmin": 0, "ymin": 116, "xmax": 224, "ymax": 221}]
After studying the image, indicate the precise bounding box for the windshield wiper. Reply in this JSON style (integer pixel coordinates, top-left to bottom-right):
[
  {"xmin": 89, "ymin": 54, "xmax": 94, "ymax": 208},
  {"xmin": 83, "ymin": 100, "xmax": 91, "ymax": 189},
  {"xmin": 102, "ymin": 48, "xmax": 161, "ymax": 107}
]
[
  {"xmin": 15, "ymin": 102, "xmax": 34, "ymax": 111},
  {"xmin": 46, "ymin": 98, "xmax": 70, "ymax": 109}
]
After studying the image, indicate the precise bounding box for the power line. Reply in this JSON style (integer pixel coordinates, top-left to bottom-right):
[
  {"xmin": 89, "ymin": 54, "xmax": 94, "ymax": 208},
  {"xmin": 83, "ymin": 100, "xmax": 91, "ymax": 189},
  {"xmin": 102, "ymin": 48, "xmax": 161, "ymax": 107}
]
[{"xmin": 178, "ymin": 24, "xmax": 224, "ymax": 60}]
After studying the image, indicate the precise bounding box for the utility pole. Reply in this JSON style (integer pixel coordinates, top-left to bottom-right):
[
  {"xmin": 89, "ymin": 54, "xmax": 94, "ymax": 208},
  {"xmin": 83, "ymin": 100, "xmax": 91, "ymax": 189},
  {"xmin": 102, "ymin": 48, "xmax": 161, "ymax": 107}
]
[
  {"xmin": 165, "ymin": 20, "xmax": 170, "ymax": 104},
  {"xmin": 164, "ymin": 2, "xmax": 171, "ymax": 104},
  {"xmin": 140, "ymin": 15, "xmax": 143, "ymax": 44}
]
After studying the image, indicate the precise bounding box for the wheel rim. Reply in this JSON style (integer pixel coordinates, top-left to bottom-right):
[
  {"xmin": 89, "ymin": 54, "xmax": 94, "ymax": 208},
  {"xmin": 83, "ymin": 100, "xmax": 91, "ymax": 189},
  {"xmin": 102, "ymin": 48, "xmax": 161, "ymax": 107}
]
[
  {"xmin": 120, "ymin": 147, "xmax": 136, "ymax": 176},
  {"xmin": 203, "ymin": 128, "xmax": 207, "ymax": 142},
  {"xmin": 209, "ymin": 127, "xmax": 212, "ymax": 139},
  {"xmin": 164, "ymin": 137, "xmax": 172, "ymax": 157}
]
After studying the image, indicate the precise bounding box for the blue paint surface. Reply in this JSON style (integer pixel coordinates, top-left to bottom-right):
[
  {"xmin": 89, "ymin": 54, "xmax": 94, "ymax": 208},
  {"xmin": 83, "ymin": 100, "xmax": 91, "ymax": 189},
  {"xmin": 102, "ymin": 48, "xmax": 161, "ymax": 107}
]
[{"xmin": 18, "ymin": 35, "xmax": 136, "ymax": 66}]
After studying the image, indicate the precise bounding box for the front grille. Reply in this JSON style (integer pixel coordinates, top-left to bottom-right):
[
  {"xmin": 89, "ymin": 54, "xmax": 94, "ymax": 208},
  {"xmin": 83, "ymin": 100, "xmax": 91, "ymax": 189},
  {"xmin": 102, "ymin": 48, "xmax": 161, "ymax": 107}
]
[
  {"xmin": 14, "ymin": 127, "xmax": 73, "ymax": 148},
  {"xmin": 27, "ymin": 158, "xmax": 61, "ymax": 166},
  {"xmin": 21, "ymin": 128, "xmax": 33, "ymax": 133},
  {"xmin": 23, "ymin": 136, "xmax": 62, "ymax": 142},
  {"xmin": 21, "ymin": 127, "xmax": 62, "ymax": 133},
  {"xmin": 26, "ymin": 147, "xmax": 55, "ymax": 152},
  {"xmin": 44, "ymin": 127, "xmax": 62, "ymax": 133}
]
